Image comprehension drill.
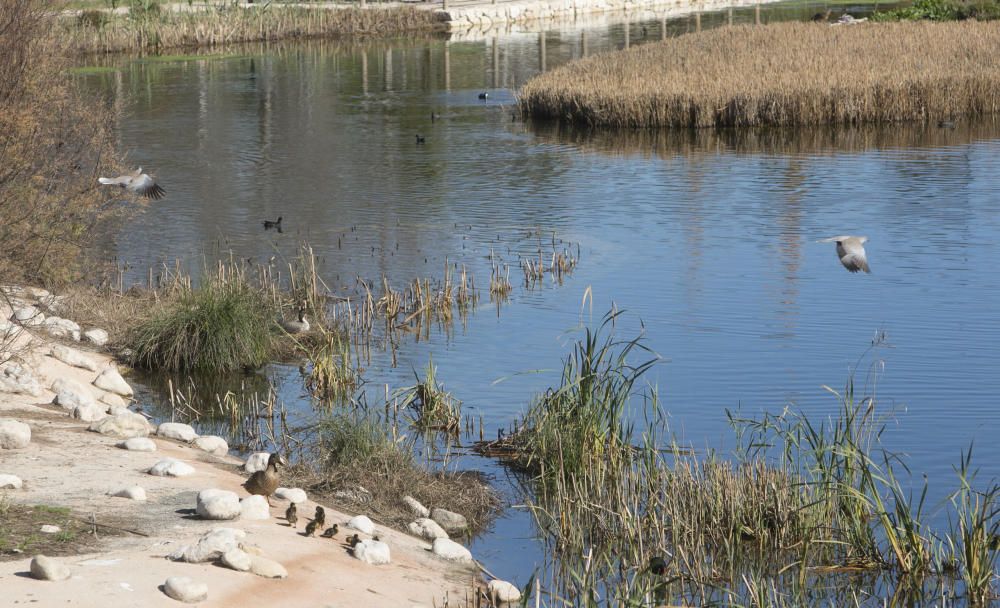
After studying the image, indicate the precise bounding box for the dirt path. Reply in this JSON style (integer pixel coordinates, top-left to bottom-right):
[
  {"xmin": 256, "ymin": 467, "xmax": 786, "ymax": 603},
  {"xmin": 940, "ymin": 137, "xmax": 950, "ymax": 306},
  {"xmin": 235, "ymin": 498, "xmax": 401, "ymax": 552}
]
[{"xmin": 0, "ymin": 296, "xmax": 478, "ymax": 607}]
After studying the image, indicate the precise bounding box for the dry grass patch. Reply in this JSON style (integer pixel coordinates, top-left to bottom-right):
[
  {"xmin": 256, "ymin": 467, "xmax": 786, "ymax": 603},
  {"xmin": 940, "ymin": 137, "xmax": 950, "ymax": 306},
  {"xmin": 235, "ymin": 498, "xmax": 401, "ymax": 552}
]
[
  {"xmin": 520, "ymin": 21, "xmax": 1000, "ymax": 128},
  {"xmin": 60, "ymin": 5, "xmax": 444, "ymax": 55}
]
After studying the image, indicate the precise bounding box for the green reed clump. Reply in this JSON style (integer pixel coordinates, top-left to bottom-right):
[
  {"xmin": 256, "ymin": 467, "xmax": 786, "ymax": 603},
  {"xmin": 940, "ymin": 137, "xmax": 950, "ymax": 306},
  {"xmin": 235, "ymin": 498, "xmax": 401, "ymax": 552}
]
[
  {"xmin": 519, "ymin": 21, "xmax": 1000, "ymax": 128},
  {"xmin": 301, "ymin": 325, "xmax": 358, "ymax": 403},
  {"xmin": 125, "ymin": 277, "xmax": 273, "ymax": 372},
  {"xmin": 510, "ymin": 311, "xmax": 657, "ymax": 483},
  {"xmin": 403, "ymin": 358, "xmax": 461, "ymax": 434},
  {"xmin": 947, "ymin": 448, "xmax": 1000, "ymax": 605}
]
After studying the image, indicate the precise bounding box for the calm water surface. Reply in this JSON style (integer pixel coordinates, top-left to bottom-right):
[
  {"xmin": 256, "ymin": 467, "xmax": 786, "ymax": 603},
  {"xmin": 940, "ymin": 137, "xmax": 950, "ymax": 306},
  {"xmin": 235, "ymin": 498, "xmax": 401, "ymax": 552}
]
[{"xmin": 82, "ymin": 2, "xmax": 1000, "ymax": 587}]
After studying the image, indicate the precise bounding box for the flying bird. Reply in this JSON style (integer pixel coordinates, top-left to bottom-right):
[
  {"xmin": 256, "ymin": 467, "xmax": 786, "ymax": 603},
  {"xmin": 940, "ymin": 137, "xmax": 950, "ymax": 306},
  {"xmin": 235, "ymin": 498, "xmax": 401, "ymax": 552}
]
[
  {"xmin": 98, "ymin": 167, "xmax": 165, "ymax": 200},
  {"xmin": 818, "ymin": 235, "xmax": 871, "ymax": 273}
]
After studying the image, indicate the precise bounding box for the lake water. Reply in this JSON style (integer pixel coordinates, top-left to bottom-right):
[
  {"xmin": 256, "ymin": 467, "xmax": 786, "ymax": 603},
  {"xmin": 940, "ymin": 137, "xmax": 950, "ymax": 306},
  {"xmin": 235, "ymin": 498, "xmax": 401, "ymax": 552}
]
[{"xmin": 80, "ymin": 1, "xmax": 1000, "ymax": 591}]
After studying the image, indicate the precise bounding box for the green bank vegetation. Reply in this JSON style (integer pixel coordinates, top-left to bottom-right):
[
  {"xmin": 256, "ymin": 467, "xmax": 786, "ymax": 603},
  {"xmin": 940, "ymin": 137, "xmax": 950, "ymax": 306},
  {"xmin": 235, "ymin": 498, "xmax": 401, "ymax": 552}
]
[
  {"xmin": 873, "ymin": 0, "xmax": 1000, "ymax": 21},
  {"xmin": 519, "ymin": 21, "xmax": 1000, "ymax": 128},
  {"xmin": 476, "ymin": 314, "xmax": 1000, "ymax": 605}
]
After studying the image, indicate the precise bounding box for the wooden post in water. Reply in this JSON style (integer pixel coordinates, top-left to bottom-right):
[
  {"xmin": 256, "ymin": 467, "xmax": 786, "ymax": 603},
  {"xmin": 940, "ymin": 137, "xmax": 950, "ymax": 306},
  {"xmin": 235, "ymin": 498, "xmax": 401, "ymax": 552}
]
[
  {"xmin": 695, "ymin": 11, "xmax": 701, "ymax": 32},
  {"xmin": 361, "ymin": 51, "xmax": 368, "ymax": 95},
  {"xmin": 661, "ymin": 17, "xmax": 667, "ymax": 40},
  {"xmin": 444, "ymin": 43, "xmax": 451, "ymax": 91},
  {"xmin": 728, "ymin": 7, "xmax": 733, "ymax": 26},
  {"xmin": 539, "ymin": 31, "xmax": 546, "ymax": 72},
  {"xmin": 755, "ymin": 3, "xmax": 761, "ymax": 25},
  {"xmin": 384, "ymin": 48, "xmax": 392, "ymax": 91},
  {"xmin": 492, "ymin": 37, "xmax": 499, "ymax": 89},
  {"xmin": 443, "ymin": 0, "xmax": 449, "ymax": 11},
  {"xmin": 581, "ymin": 30, "xmax": 588, "ymax": 57},
  {"xmin": 624, "ymin": 20, "xmax": 630, "ymax": 49}
]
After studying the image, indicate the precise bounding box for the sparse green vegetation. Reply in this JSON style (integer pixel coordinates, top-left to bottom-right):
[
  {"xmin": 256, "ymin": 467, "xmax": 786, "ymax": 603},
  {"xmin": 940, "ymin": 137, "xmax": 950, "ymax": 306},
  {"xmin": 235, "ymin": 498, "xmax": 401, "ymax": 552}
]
[
  {"xmin": 872, "ymin": 0, "xmax": 1000, "ymax": 21},
  {"xmin": 403, "ymin": 358, "xmax": 462, "ymax": 434}
]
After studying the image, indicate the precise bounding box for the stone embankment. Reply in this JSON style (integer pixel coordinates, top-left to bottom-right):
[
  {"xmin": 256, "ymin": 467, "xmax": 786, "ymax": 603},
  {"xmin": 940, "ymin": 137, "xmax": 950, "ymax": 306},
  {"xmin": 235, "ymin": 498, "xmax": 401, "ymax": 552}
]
[{"xmin": 0, "ymin": 285, "xmax": 521, "ymax": 606}]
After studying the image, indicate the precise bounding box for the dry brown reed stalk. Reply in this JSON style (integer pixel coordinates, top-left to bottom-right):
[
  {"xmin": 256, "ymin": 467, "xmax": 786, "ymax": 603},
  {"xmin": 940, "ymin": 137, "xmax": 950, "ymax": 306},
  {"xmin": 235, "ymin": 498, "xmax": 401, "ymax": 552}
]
[
  {"xmin": 520, "ymin": 21, "xmax": 1000, "ymax": 128},
  {"xmin": 0, "ymin": 1, "xmax": 123, "ymax": 286},
  {"xmin": 58, "ymin": 5, "xmax": 443, "ymax": 55}
]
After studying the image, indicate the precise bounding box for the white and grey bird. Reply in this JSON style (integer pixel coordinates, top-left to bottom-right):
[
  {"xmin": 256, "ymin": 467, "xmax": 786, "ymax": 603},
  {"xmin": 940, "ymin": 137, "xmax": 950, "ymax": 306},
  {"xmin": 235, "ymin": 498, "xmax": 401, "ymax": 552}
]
[
  {"xmin": 98, "ymin": 167, "xmax": 165, "ymax": 200},
  {"xmin": 279, "ymin": 304, "xmax": 310, "ymax": 334},
  {"xmin": 818, "ymin": 235, "xmax": 870, "ymax": 273}
]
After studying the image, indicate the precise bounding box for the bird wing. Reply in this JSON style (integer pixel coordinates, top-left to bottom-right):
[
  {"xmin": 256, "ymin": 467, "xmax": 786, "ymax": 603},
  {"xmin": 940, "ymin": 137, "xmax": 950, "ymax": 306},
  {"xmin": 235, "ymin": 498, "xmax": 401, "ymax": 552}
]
[
  {"xmin": 840, "ymin": 252, "xmax": 870, "ymax": 273},
  {"xmin": 128, "ymin": 173, "xmax": 166, "ymax": 200}
]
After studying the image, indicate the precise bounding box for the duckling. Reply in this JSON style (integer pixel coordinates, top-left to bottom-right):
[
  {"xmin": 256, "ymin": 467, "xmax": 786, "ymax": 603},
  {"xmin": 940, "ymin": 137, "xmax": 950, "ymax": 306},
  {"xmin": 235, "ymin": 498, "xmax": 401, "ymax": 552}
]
[
  {"xmin": 263, "ymin": 216, "xmax": 282, "ymax": 230},
  {"xmin": 314, "ymin": 506, "xmax": 326, "ymax": 527},
  {"xmin": 478, "ymin": 92, "xmax": 489, "ymax": 100},
  {"xmin": 279, "ymin": 303, "xmax": 310, "ymax": 334},
  {"xmin": 347, "ymin": 533, "xmax": 361, "ymax": 547},
  {"xmin": 285, "ymin": 502, "xmax": 298, "ymax": 528},
  {"xmin": 321, "ymin": 524, "xmax": 339, "ymax": 538},
  {"xmin": 304, "ymin": 519, "xmax": 320, "ymax": 537},
  {"xmin": 415, "ymin": 134, "xmax": 426, "ymax": 144},
  {"xmin": 243, "ymin": 452, "xmax": 286, "ymax": 506}
]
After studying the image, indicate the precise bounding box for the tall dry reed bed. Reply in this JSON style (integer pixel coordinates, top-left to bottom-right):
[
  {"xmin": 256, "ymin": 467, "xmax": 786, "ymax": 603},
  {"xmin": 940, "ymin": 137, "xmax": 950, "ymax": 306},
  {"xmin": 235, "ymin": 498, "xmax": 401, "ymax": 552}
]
[
  {"xmin": 62, "ymin": 4, "xmax": 443, "ymax": 55},
  {"xmin": 519, "ymin": 21, "xmax": 1000, "ymax": 128}
]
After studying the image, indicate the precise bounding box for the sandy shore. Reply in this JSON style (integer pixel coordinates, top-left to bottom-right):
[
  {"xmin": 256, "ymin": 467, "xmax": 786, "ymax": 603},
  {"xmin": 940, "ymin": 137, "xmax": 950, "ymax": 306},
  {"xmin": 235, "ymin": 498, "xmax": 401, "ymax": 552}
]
[{"xmin": 0, "ymin": 292, "xmax": 478, "ymax": 607}]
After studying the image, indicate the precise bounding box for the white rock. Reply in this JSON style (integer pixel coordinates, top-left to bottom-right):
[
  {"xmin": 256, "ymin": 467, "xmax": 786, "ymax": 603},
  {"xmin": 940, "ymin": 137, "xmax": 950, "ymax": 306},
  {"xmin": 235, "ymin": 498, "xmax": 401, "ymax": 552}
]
[
  {"xmin": 346, "ymin": 515, "xmax": 376, "ymax": 535},
  {"xmin": 192, "ymin": 435, "xmax": 228, "ymax": 456},
  {"xmin": 51, "ymin": 346, "xmax": 97, "ymax": 373},
  {"xmin": 148, "ymin": 458, "xmax": 195, "ymax": 477},
  {"xmin": 101, "ymin": 392, "xmax": 127, "ymax": 408},
  {"xmin": 488, "ymin": 580, "xmax": 522, "ymax": 603},
  {"xmin": 83, "ymin": 328, "xmax": 109, "ymax": 346},
  {"xmin": 244, "ymin": 452, "xmax": 271, "ymax": 473},
  {"xmin": 108, "ymin": 405, "xmax": 130, "ymax": 417},
  {"xmin": 93, "ymin": 367, "xmax": 133, "ymax": 397},
  {"xmin": 249, "ymin": 555, "xmax": 288, "ymax": 579},
  {"xmin": 352, "ymin": 539, "xmax": 391, "ymax": 565},
  {"xmin": 12, "ymin": 306, "xmax": 44, "ymax": 326},
  {"xmin": 431, "ymin": 507, "xmax": 468, "ymax": 532},
  {"xmin": 239, "ymin": 495, "xmax": 270, "ymax": 520},
  {"xmin": 118, "ymin": 437, "xmax": 156, "ymax": 452},
  {"xmin": 51, "ymin": 377, "xmax": 96, "ymax": 411},
  {"xmin": 0, "ymin": 363, "xmax": 41, "ymax": 396},
  {"xmin": 407, "ymin": 518, "xmax": 449, "ymax": 541},
  {"xmin": 40, "ymin": 525, "xmax": 61, "ymax": 534},
  {"xmin": 72, "ymin": 402, "xmax": 109, "ymax": 422},
  {"xmin": 89, "ymin": 411, "xmax": 151, "ymax": 438},
  {"xmin": 157, "ymin": 422, "xmax": 197, "ymax": 442},
  {"xmin": 169, "ymin": 528, "xmax": 245, "ymax": 563},
  {"xmin": 403, "ymin": 495, "xmax": 430, "ymax": 517},
  {"xmin": 163, "ymin": 576, "xmax": 208, "ymax": 603},
  {"xmin": 220, "ymin": 548, "xmax": 251, "ymax": 572},
  {"xmin": 109, "ymin": 486, "xmax": 146, "ymax": 501},
  {"xmin": 43, "ymin": 317, "xmax": 81, "ymax": 341},
  {"xmin": 431, "ymin": 538, "xmax": 473, "ymax": 562},
  {"xmin": 29, "ymin": 555, "xmax": 71, "ymax": 580},
  {"xmin": 0, "ymin": 419, "xmax": 31, "ymax": 449},
  {"xmin": 0, "ymin": 474, "xmax": 23, "ymax": 489},
  {"xmin": 273, "ymin": 487, "xmax": 307, "ymax": 504},
  {"xmin": 196, "ymin": 489, "xmax": 241, "ymax": 520}
]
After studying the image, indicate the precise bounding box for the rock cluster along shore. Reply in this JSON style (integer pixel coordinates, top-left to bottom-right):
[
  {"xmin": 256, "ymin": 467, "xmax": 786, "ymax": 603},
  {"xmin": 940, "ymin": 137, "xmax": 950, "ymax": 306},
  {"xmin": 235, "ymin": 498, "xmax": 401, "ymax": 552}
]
[{"xmin": 0, "ymin": 285, "xmax": 522, "ymax": 605}]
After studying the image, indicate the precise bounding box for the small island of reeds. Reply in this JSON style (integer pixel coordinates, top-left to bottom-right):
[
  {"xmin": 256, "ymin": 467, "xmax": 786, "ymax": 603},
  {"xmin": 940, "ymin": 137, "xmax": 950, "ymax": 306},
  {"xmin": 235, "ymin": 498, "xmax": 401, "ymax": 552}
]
[{"xmin": 518, "ymin": 21, "xmax": 1000, "ymax": 128}]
